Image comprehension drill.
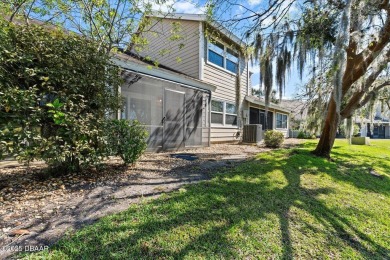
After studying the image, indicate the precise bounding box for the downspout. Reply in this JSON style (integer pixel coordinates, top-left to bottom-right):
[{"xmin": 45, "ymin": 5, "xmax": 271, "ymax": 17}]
[
  {"xmin": 117, "ymin": 85, "xmax": 122, "ymax": 120},
  {"xmin": 246, "ymin": 60, "xmax": 250, "ymax": 125},
  {"xmin": 199, "ymin": 22, "xmax": 205, "ymax": 80},
  {"xmin": 236, "ymin": 57, "xmax": 242, "ymax": 140},
  {"xmin": 208, "ymin": 90, "xmax": 212, "ymax": 147}
]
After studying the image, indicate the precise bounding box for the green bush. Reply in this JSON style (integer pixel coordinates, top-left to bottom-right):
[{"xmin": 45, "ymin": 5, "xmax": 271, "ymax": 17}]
[
  {"xmin": 297, "ymin": 131, "xmax": 306, "ymax": 139},
  {"xmin": 106, "ymin": 120, "xmax": 148, "ymax": 165},
  {"xmin": 339, "ymin": 123, "xmax": 360, "ymax": 138},
  {"xmin": 297, "ymin": 131, "xmax": 316, "ymax": 139},
  {"xmin": 264, "ymin": 130, "xmax": 285, "ymax": 148},
  {"xmin": 0, "ymin": 18, "xmax": 122, "ymax": 172}
]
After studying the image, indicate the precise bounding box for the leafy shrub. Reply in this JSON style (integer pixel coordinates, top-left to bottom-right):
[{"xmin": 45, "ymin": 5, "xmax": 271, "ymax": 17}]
[
  {"xmin": 106, "ymin": 120, "xmax": 148, "ymax": 165},
  {"xmin": 297, "ymin": 131, "xmax": 306, "ymax": 139},
  {"xmin": 297, "ymin": 131, "xmax": 316, "ymax": 139},
  {"xmin": 0, "ymin": 18, "xmax": 122, "ymax": 172},
  {"xmin": 339, "ymin": 123, "xmax": 360, "ymax": 138},
  {"xmin": 264, "ymin": 130, "xmax": 285, "ymax": 148}
]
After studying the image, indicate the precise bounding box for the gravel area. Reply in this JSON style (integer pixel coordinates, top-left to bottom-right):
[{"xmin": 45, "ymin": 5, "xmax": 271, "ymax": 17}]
[{"xmin": 0, "ymin": 140, "xmax": 301, "ymax": 259}]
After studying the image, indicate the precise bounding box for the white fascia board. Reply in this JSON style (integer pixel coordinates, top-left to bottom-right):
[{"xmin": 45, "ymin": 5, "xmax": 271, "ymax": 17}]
[
  {"xmin": 112, "ymin": 56, "xmax": 217, "ymax": 92},
  {"xmin": 147, "ymin": 12, "xmax": 207, "ymax": 21},
  {"xmin": 245, "ymin": 95, "xmax": 292, "ymax": 114}
]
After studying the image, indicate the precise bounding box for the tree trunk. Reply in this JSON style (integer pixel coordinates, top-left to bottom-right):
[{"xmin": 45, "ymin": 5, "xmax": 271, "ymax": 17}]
[
  {"xmin": 313, "ymin": 98, "xmax": 339, "ymax": 158},
  {"xmin": 314, "ymin": 0, "xmax": 351, "ymax": 158}
]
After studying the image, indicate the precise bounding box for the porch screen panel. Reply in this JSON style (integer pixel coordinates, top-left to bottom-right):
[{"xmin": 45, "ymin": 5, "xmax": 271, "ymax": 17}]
[
  {"xmin": 202, "ymin": 92, "xmax": 211, "ymax": 146},
  {"xmin": 249, "ymin": 107, "xmax": 273, "ymax": 130},
  {"xmin": 185, "ymin": 88, "xmax": 203, "ymax": 147},
  {"xmin": 249, "ymin": 107, "xmax": 260, "ymax": 124},
  {"xmin": 122, "ymin": 71, "xmax": 164, "ymax": 149},
  {"xmin": 164, "ymin": 89, "xmax": 185, "ymax": 150},
  {"xmin": 260, "ymin": 111, "xmax": 273, "ymax": 130},
  {"xmin": 122, "ymin": 70, "xmax": 211, "ymax": 150}
]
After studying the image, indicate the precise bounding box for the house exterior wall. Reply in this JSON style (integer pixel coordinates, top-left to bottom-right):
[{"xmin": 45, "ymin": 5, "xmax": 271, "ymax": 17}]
[
  {"xmin": 202, "ymin": 33, "xmax": 249, "ymax": 143},
  {"xmin": 137, "ymin": 17, "xmax": 251, "ymax": 143},
  {"xmin": 138, "ymin": 18, "xmax": 200, "ymax": 79},
  {"xmin": 248, "ymin": 102, "xmax": 289, "ymax": 137}
]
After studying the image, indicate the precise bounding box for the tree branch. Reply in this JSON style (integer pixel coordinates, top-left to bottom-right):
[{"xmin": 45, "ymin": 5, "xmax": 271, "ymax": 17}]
[{"xmin": 343, "ymin": 5, "xmax": 390, "ymax": 94}]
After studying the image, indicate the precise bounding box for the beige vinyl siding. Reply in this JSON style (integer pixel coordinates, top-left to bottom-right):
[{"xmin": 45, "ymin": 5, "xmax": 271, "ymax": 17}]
[
  {"xmin": 211, "ymin": 127, "xmax": 240, "ymax": 143},
  {"xmin": 204, "ymin": 64, "xmax": 236, "ymax": 102},
  {"xmin": 240, "ymin": 62, "xmax": 249, "ymax": 102},
  {"xmin": 202, "ymin": 128, "xmax": 210, "ymax": 145},
  {"xmin": 138, "ymin": 18, "xmax": 200, "ymax": 78},
  {"xmin": 203, "ymin": 59, "xmax": 248, "ymax": 103},
  {"xmin": 275, "ymin": 126, "xmax": 288, "ymax": 138},
  {"xmin": 206, "ymin": 44, "xmax": 249, "ymax": 142}
]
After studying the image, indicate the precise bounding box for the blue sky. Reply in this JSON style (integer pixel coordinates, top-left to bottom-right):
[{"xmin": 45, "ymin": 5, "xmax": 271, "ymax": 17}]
[{"xmin": 150, "ymin": 0, "xmax": 305, "ymax": 99}]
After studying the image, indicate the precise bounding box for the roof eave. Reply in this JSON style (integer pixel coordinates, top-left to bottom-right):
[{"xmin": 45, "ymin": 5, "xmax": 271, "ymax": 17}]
[
  {"xmin": 112, "ymin": 54, "xmax": 217, "ymax": 92},
  {"xmin": 245, "ymin": 95, "xmax": 292, "ymax": 114}
]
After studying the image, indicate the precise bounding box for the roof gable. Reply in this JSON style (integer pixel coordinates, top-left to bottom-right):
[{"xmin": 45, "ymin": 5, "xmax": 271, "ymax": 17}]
[{"xmin": 146, "ymin": 12, "xmax": 245, "ymax": 47}]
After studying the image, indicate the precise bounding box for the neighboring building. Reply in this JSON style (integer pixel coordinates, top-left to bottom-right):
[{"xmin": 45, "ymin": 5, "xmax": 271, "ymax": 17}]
[
  {"xmin": 120, "ymin": 13, "xmax": 291, "ymax": 150},
  {"xmin": 355, "ymin": 105, "xmax": 390, "ymax": 139},
  {"xmin": 245, "ymin": 96, "xmax": 292, "ymax": 137}
]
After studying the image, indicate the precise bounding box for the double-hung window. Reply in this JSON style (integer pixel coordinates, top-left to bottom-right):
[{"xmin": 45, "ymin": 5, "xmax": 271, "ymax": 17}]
[
  {"xmin": 208, "ymin": 42, "xmax": 225, "ymax": 68},
  {"xmin": 207, "ymin": 40, "xmax": 239, "ymax": 74},
  {"xmin": 211, "ymin": 100, "xmax": 237, "ymax": 126},
  {"xmin": 276, "ymin": 113, "xmax": 288, "ymax": 129},
  {"xmin": 226, "ymin": 48, "xmax": 238, "ymax": 73}
]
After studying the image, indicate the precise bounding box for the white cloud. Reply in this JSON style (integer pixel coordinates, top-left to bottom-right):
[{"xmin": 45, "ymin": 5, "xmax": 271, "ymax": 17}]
[
  {"xmin": 249, "ymin": 62, "xmax": 260, "ymax": 73},
  {"xmin": 248, "ymin": 0, "xmax": 262, "ymax": 7},
  {"xmin": 174, "ymin": 1, "xmax": 206, "ymax": 14},
  {"xmin": 150, "ymin": 0, "xmax": 205, "ymax": 14}
]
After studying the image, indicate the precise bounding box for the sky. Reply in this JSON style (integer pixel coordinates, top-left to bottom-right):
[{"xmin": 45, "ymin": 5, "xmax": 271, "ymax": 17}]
[{"xmin": 149, "ymin": 0, "xmax": 306, "ymax": 99}]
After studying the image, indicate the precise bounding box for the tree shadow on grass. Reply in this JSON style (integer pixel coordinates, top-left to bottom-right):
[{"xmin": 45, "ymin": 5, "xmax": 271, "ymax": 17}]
[
  {"xmin": 300, "ymin": 141, "xmax": 390, "ymax": 196},
  {"xmin": 27, "ymin": 148, "xmax": 390, "ymax": 259}
]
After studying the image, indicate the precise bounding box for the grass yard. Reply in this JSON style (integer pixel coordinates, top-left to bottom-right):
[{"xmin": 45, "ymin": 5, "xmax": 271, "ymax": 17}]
[{"xmin": 26, "ymin": 140, "xmax": 390, "ymax": 259}]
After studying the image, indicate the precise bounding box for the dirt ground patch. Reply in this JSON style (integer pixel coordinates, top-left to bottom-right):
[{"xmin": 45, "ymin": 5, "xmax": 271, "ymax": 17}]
[{"xmin": 0, "ymin": 140, "xmax": 301, "ymax": 259}]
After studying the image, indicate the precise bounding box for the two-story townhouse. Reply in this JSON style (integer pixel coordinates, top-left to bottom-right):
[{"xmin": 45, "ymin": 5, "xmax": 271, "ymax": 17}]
[
  {"xmin": 115, "ymin": 13, "xmax": 291, "ymax": 151},
  {"xmin": 135, "ymin": 13, "xmax": 251, "ymax": 144}
]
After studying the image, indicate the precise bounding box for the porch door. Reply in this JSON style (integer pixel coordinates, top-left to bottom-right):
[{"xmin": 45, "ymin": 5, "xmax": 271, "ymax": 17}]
[
  {"xmin": 250, "ymin": 107, "xmax": 273, "ymax": 130},
  {"xmin": 163, "ymin": 89, "xmax": 185, "ymax": 150}
]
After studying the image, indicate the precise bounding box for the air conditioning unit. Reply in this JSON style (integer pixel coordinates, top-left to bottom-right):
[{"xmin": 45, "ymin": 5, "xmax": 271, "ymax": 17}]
[{"xmin": 243, "ymin": 124, "xmax": 263, "ymax": 144}]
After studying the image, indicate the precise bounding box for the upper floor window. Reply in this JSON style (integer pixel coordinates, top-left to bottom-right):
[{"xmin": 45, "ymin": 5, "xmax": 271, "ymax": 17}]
[
  {"xmin": 207, "ymin": 40, "xmax": 239, "ymax": 74},
  {"xmin": 276, "ymin": 113, "xmax": 288, "ymax": 129}
]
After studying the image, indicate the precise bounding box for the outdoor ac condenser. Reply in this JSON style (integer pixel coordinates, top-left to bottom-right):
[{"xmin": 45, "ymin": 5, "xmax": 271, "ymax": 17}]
[{"xmin": 243, "ymin": 124, "xmax": 263, "ymax": 144}]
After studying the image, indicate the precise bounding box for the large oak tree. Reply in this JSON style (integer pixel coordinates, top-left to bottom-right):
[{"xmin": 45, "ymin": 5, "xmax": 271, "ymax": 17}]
[{"xmin": 210, "ymin": 0, "xmax": 390, "ymax": 157}]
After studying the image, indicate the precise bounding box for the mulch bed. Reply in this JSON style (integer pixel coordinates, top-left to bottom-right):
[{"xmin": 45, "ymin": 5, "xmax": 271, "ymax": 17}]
[{"xmin": 0, "ymin": 140, "xmax": 301, "ymax": 258}]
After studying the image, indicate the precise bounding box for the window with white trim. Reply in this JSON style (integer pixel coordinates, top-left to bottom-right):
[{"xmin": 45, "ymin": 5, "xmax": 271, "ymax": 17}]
[
  {"xmin": 211, "ymin": 100, "xmax": 237, "ymax": 126},
  {"xmin": 276, "ymin": 113, "xmax": 288, "ymax": 129},
  {"xmin": 207, "ymin": 40, "xmax": 239, "ymax": 74}
]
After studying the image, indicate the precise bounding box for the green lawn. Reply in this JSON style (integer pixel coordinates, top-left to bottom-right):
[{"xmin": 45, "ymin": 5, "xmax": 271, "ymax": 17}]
[{"xmin": 26, "ymin": 140, "xmax": 390, "ymax": 259}]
